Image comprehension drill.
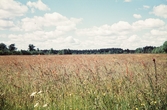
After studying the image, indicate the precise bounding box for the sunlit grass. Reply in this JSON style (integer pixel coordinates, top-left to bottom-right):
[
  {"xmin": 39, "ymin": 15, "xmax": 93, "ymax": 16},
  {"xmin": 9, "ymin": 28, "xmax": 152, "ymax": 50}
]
[{"xmin": 0, "ymin": 54, "xmax": 167, "ymax": 110}]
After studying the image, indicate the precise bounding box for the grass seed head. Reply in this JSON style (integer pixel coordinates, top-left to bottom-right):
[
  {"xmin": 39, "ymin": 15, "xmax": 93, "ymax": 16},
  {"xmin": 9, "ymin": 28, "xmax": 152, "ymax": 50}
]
[
  {"xmin": 43, "ymin": 103, "xmax": 48, "ymax": 107},
  {"xmin": 37, "ymin": 90, "xmax": 42, "ymax": 94},
  {"xmin": 30, "ymin": 92, "xmax": 37, "ymax": 97},
  {"xmin": 34, "ymin": 102, "xmax": 39, "ymax": 107}
]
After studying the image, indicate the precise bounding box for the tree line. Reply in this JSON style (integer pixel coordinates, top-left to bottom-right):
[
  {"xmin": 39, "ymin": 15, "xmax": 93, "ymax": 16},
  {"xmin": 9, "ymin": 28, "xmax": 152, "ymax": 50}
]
[{"xmin": 0, "ymin": 41, "xmax": 167, "ymax": 55}]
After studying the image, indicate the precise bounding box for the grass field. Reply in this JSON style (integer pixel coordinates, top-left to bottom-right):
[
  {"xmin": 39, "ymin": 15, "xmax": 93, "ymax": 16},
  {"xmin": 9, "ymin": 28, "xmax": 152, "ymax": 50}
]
[{"xmin": 0, "ymin": 54, "xmax": 167, "ymax": 110}]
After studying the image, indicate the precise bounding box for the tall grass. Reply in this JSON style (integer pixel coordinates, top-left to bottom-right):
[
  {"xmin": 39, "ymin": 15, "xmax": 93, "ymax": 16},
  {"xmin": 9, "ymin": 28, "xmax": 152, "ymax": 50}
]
[{"xmin": 0, "ymin": 54, "xmax": 167, "ymax": 110}]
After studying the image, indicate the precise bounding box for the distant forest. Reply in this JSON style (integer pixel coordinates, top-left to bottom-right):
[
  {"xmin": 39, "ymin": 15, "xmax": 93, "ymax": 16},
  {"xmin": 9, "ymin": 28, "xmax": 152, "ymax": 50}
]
[{"xmin": 0, "ymin": 41, "xmax": 167, "ymax": 55}]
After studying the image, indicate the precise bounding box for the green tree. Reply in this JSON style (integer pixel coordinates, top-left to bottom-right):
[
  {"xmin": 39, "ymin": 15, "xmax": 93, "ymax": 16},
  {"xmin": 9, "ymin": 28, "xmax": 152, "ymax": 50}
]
[
  {"xmin": 49, "ymin": 48, "xmax": 54, "ymax": 54},
  {"xmin": 58, "ymin": 49, "xmax": 72, "ymax": 55},
  {"xmin": 152, "ymin": 46, "xmax": 164, "ymax": 53},
  {"xmin": 8, "ymin": 44, "xmax": 17, "ymax": 51},
  {"xmin": 135, "ymin": 48, "xmax": 143, "ymax": 53},
  {"xmin": 0, "ymin": 43, "xmax": 9, "ymax": 55},
  {"xmin": 163, "ymin": 41, "xmax": 167, "ymax": 53},
  {"xmin": 143, "ymin": 46, "xmax": 155, "ymax": 53},
  {"xmin": 0, "ymin": 43, "xmax": 7, "ymax": 51},
  {"xmin": 21, "ymin": 50, "xmax": 31, "ymax": 55},
  {"xmin": 28, "ymin": 44, "xmax": 35, "ymax": 51}
]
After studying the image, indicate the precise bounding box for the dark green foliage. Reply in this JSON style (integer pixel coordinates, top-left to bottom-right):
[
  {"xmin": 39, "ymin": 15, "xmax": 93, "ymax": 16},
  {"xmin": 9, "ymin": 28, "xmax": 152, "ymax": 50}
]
[
  {"xmin": 135, "ymin": 48, "xmax": 143, "ymax": 53},
  {"xmin": 0, "ymin": 43, "xmax": 10, "ymax": 55},
  {"xmin": 143, "ymin": 46, "xmax": 156, "ymax": 53},
  {"xmin": 58, "ymin": 49, "xmax": 72, "ymax": 55},
  {"xmin": 0, "ymin": 50, "xmax": 10, "ymax": 55},
  {"xmin": 8, "ymin": 44, "xmax": 17, "ymax": 51},
  {"xmin": 163, "ymin": 41, "xmax": 167, "ymax": 53},
  {"xmin": 100, "ymin": 48, "xmax": 123, "ymax": 54},
  {"xmin": 12, "ymin": 51, "xmax": 22, "ymax": 55},
  {"xmin": 28, "ymin": 44, "xmax": 35, "ymax": 51},
  {"xmin": 152, "ymin": 46, "xmax": 164, "ymax": 53},
  {"xmin": 49, "ymin": 48, "xmax": 58, "ymax": 54},
  {"xmin": 21, "ymin": 50, "xmax": 31, "ymax": 55},
  {"xmin": 0, "ymin": 43, "xmax": 7, "ymax": 51}
]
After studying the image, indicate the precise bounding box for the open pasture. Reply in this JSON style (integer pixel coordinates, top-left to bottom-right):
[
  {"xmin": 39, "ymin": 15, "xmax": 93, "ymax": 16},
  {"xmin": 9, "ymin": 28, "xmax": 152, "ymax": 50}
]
[{"xmin": 0, "ymin": 54, "xmax": 167, "ymax": 110}]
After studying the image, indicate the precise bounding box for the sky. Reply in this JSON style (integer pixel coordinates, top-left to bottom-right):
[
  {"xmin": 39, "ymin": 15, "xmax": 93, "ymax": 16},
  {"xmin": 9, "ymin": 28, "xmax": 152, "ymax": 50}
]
[{"xmin": 0, "ymin": 0, "xmax": 167, "ymax": 50}]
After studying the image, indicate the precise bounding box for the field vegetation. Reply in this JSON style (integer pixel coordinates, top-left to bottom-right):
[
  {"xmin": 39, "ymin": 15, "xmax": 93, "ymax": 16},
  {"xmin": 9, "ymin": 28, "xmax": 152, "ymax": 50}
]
[{"xmin": 0, "ymin": 54, "xmax": 167, "ymax": 110}]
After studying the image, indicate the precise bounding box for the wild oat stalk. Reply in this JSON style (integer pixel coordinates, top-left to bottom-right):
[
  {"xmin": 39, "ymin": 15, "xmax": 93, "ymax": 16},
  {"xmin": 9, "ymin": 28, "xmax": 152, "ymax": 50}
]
[{"xmin": 153, "ymin": 58, "xmax": 158, "ymax": 94}]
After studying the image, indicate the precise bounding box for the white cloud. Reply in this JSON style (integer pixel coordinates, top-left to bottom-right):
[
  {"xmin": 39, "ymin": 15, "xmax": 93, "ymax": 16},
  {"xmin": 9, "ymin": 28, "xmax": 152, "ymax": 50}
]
[
  {"xmin": 20, "ymin": 12, "xmax": 82, "ymax": 32},
  {"xmin": 75, "ymin": 18, "xmax": 166, "ymax": 49},
  {"xmin": 0, "ymin": 34, "xmax": 7, "ymax": 38},
  {"xmin": 0, "ymin": 0, "xmax": 28, "ymax": 19},
  {"xmin": 5, "ymin": 20, "xmax": 167, "ymax": 50},
  {"xmin": 132, "ymin": 18, "xmax": 165, "ymax": 30},
  {"xmin": 133, "ymin": 14, "xmax": 142, "ymax": 19},
  {"xmin": 0, "ymin": 19, "xmax": 15, "ymax": 30},
  {"xmin": 77, "ymin": 18, "xmax": 165, "ymax": 37},
  {"xmin": 143, "ymin": 5, "xmax": 150, "ymax": 9},
  {"xmin": 7, "ymin": 33, "xmax": 81, "ymax": 50},
  {"xmin": 8, "ymin": 30, "xmax": 63, "ymax": 43},
  {"xmin": 142, "ymin": 32, "xmax": 167, "ymax": 46},
  {"xmin": 152, "ymin": 4, "xmax": 167, "ymax": 18},
  {"xmin": 120, "ymin": 35, "xmax": 142, "ymax": 49},
  {"xmin": 27, "ymin": 0, "xmax": 50, "ymax": 11},
  {"xmin": 124, "ymin": 0, "xmax": 131, "ymax": 2},
  {"xmin": 111, "ymin": 21, "xmax": 131, "ymax": 31},
  {"xmin": 76, "ymin": 21, "xmax": 131, "ymax": 36},
  {"xmin": 150, "ymin": 29, "xmax": 167, "ymax": 36}
]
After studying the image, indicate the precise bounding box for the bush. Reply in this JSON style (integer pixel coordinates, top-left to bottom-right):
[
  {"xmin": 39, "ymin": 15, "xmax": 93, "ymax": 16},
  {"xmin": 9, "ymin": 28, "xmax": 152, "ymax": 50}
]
[{"xmin": 163, "ymin": 41, "xmax": 167, "ymax": 53}]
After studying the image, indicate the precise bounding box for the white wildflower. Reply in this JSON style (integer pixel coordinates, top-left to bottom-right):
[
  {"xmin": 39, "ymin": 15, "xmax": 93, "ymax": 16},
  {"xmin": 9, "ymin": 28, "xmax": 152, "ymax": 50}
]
[
  {"xmin": 30, "ymin": 92, "xmax": 37, "ymax": 97},
  {"xmin": 37, "ymin": 90, "xmax": 42, "ymax": 94},
  {"xmin": 43, "ymin": 103, "xmax": 48, "ymax": 107},
  {"xmin": 34, "ymin": 102, "xmax": 39, "ymax": 107}
]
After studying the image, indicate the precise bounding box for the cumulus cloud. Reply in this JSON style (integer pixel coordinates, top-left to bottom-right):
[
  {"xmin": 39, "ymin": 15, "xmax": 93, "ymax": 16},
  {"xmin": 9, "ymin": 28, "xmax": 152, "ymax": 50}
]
[
  {"xmin": 0, "ymin": 20, "xmax": 24, "ymax": 31},
  {"xmin": 27, "ymin": 0, "xmax": 50, "ymax": 11},
  {"xmin": 7, "ymin": 32, "xmax": 54, "ymax": 50},
  {"xmin": 76, "ymin": 21, "xmax": 131, "ymax": 36},
  {"xmin": 152, "ymin": 4, "xmax": 167, "ymax": 18},
  {"xmin": 7, "ymin": 33, "xmax": 81, "ymax": 50},
  {"xmin": 133, "ymin": 14, "xmax": 142, "ymax": 19},
  {"xmin": 77, "ymin": 18, "xmax": 165, "ymax": 37},
  {"xmin": 120, "ymin": 35, "xmax": 142, "ymax": 49},
  {"xmin": 150, "ymin": 29, "xmax": 167, "ymax": 36},
  {"xmin": 20, "ymin": 12, "xmax": 82, "ymax": 32},
  {"xmin": 0, "ymin": 19, "xmax": 15, "ymax": 30},
  {"xmin": 0, "ymin": 0, "xmax": 28, "ymax": 19},
  {"xmin": 132, "ymin": 18, "xmax": 165, "ymax": 30},
  {"xmin": 75, "ymin": 18, "xmax": 167, "ymax": 49}
]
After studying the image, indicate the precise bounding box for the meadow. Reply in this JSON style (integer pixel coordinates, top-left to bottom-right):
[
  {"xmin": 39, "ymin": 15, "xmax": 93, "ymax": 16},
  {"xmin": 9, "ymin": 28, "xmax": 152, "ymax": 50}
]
[{"xmin": 0, "ymin": 54, "xmax": 167, "ymax": 110}]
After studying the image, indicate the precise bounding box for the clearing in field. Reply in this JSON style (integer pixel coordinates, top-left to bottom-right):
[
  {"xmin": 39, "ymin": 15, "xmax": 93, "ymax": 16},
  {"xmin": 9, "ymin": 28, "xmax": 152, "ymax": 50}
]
[{"xmin": 0, "ymin": 54, "xmax": 167, "ymax": 110}]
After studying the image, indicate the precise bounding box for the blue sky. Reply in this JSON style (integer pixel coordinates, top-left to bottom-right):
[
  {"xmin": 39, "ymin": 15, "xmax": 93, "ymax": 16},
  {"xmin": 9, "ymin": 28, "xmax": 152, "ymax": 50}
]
[{"xmin": 0, "ymin": 0, "xmax": 167, "ymax": 50}]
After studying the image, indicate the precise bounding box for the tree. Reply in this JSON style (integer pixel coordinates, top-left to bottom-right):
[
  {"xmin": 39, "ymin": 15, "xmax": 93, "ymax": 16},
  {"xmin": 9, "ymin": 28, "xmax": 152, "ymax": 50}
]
[
  {"xmin": 152, "ymin": 46, "xmax": 164, "ymax": 53},
  {"xmin": 8, "ymin": 44, "xmax": 17, "ymax": 51},
  {"xmin": 0, "ymin": 43, "xmax": 7, "ymax": 51},
  {"xmin": 143, "ymin": 46, "xmax": 155, "ymax": 53},
  {"xmin": 135, "ymin": 48, "xmax": 143, "ymax": 53},
  {"xmin": 163, "ymin": 41, "xmax": 167, "ymax": 53},
  {"xmin": 21, "ymin": 50, "xmax": 31, "ymax": 55},
  {"xmin": 28, "ymin": 44, "xmax": 35, "ymax": 51},
  {"xmin": 58, "ymin": 49, "xmax": 72, "ymax": 55},
  {"xmin": 124, "ymin": 49, "xmax": 130, "ymax": 53},
  {"xmin": 49, "ymin": 48, "xmax": 54, "ymax": 54}
]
